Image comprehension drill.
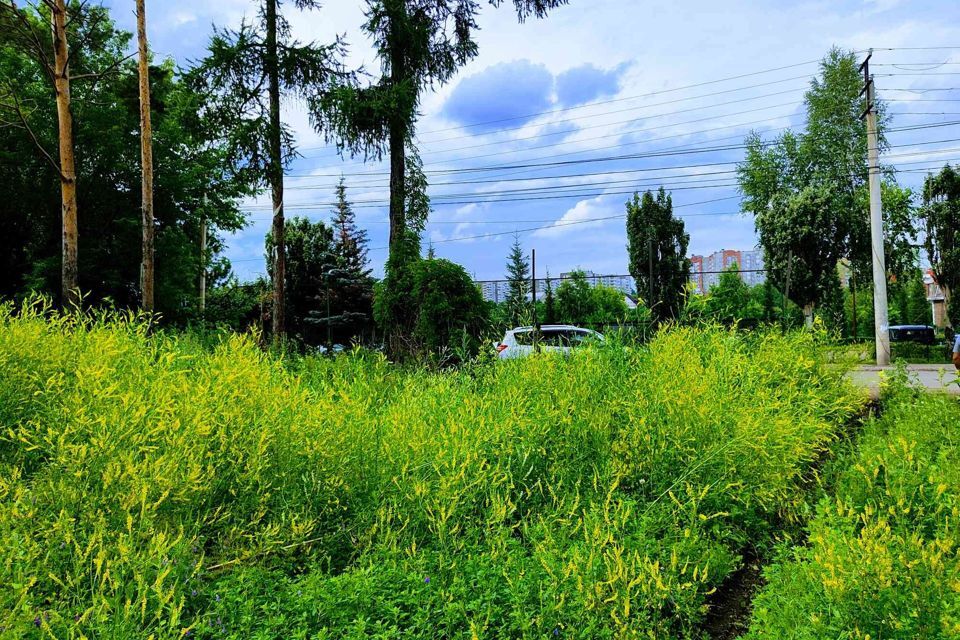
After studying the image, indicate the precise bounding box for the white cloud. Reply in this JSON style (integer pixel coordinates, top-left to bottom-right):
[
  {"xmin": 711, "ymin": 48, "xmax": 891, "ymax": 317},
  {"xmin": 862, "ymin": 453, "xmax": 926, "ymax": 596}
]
[
  {"xmin": 121, "ymin": 0, "xmax": 960, "ymax": 279},
  {"xmin": 532, "ymin": 194, "xmax": 620, "ymax": 239}
]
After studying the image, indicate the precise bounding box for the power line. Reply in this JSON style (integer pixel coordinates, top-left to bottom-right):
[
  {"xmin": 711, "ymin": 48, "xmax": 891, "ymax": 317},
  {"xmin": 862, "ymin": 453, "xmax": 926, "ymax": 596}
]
[
  {"xmin": 295, "ymin": 58, "xmax": 830, "ymax": 153},
  {"xmin": 238, "ymin": 145, "xmax": 960, "ymax": 213},
  {"xmin": 248, "ymin": 155, "xmax": 960, "ymax": 219},
  {"xmin": 231, "ymin": 152, "xmax": 960, "ymax": 264},
  {"xmin": 251, "ymin": 127, "xmax": 960, "ymax": 188},
  {"xmin": 289, "ymin": 117, "xmax": 959, "ymax": 191},
  {"xmin": 299, "ymin": 85, "xmax": 810, "ymax": 161},
  {"xmin": 365, "ymin": 196, "xmax": 743, "ymax": 252}
]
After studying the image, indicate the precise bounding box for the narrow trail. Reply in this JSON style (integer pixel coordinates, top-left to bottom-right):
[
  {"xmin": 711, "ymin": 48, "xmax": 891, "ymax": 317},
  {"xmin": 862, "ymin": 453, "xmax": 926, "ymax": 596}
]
[
  {"xmin": 698, "ymin": 400, "xmax": 880, "ymax": 638},
  {"xmin": 701, "ymin": 552, "xmax": 764, "ymax": 640}
]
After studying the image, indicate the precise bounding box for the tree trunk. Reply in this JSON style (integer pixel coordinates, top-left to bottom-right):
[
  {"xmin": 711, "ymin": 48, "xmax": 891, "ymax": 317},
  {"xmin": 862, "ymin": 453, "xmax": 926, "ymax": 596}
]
[
  {"xmin": 387, "ymin": 15, "xmax": 406, "ymax": 253},
  {"xmin": 265, "ymin": 0, "xmax": 285, "ymax": 340},
  {"xmin": 388, "ymin": 122, "xmax": 406, "ymax": 250},
  {"xmin": 136, "ymin": 0, "xmax": 155, "ymax": 311},
  {"xmin": 51, "ymin": 0, "xmax": 78, "ymax": 308},
  {"xmin": 803, "ymin": 302, "xmax": 815, "ymax": 328},
  {"xmin": 942, "ymin": 283, "xmax": 952, "ymax": 328}
]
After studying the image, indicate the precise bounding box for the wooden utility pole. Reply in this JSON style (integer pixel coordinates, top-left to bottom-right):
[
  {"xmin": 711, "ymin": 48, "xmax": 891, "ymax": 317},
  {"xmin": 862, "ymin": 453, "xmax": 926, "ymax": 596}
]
[
  {"xmin": 860, "ymin": 50, "xmax": 891, "ymax": 366},
  {"xmin": 136, "ymin": 0, "xmax": 155, "ymax": 311},
  {"xmin": 265, "ymin": 0, "xmax": 285, "ymax": 340},
  {"xmin": 51, "ymin": 0, "xmax": 79, "ymax": 307}
]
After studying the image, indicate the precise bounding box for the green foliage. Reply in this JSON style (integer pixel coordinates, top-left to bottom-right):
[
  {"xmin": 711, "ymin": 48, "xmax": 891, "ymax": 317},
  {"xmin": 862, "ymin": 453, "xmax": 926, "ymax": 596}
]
[
  {"xmin": 374, "ymin": 253, "xmax": 487, "ymax": 360},
  {"xmin": 705, "ymin": 263, "xmax": 754, "ymax": 324},
  {"xmin": 0, "ymin": 5, "xmax": 248, "ymax": 319},
  {"xmin": 745, "ymin": 385, "xmax": 960, "ymax": 639},
  {"xmin": 308, "ymin": 181, "xmax": 375, "ymax": 345},
  {"xmin": 504, "ymin": 236, "xmax": 531, "ymax": 326},
  {"xmin": 266, "ymin": 216, "xmax": 336, "ymax": 343},
  {"xmin": 204, "ymin": 278, "xmax": 270, "ymax": 333},
  {"xmin": 543, "ymin": 273, "xmax": 557, "ymax": 325},
  {"xmin": 920, "ymin": 164, "xmax": 960, "ymax": 326},
  {"xmin": 626, "ymin": 188, "xmax": 691, "ymax": 322},
  {"xmin": 408, "ymin": 257, "xmax": 488, "ymax": 360},
  {"xmin": 555, "ymin": 270, "xmax": 594, "ymax": 325},
  {"xmin": 0, "ymin": 302, "xmax": 862, "ymax": 637},
  {"xmin": 191, "ymin": 1, "xmax": 349, "ymax": 191},
  {"xmin": 552, "ymin": 272, "xmax": 631, "ymax": 328},
  {"xmin": 738, "ymin": 48, "xmax": 917, "ymax": 320}
]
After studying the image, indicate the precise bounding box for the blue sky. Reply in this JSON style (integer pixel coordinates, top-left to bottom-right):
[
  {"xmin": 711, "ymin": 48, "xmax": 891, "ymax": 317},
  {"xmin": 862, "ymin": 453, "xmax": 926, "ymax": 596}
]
[{"xmin": 104, "ymin": 0, "xmax": 960, "ymax": 281}]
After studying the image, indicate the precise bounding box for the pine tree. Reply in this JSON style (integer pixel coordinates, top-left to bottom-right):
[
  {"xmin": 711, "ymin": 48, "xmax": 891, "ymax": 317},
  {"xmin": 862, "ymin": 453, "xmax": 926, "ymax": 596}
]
[
  {"xmin": 195, "ymin": 0, "xmax": 349, "ymax": 340},
  {"xmin": 504, "ymin": 235, "xmax": 530, "ymax": 326},
  {"xmin": 332, "ymin": 178, "xmax": 369, "ymax": 277},
  {"xmin": 307, "ymin": 180, "xmax": 374, "ymax": 346}
]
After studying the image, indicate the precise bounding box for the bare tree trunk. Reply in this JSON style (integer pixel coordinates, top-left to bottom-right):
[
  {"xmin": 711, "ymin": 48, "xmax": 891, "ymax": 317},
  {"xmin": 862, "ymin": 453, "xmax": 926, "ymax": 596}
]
[
  {"xmin": 51, "ymin": 0, "xmax": 78, "ymax": 308},
  {"xmin": 136, "ymin": 0, "xmax": 154, "ymax": 311},
  {"xmin": 265, "ymin": 0, "xmax": 285, "ymax": 340},
  {"xmin": 942, "ymin": 283, "xmax": 952, "ymax": 328},
  {"xmin": 803, "ymin": 302, "xmax": 815, "ymax": 328},
  {"xmin": 387, "ymin": 16, "xmax": 406, "ymax": 253},
  {"xmin": 388, "ymin": 122, "xmax": 405, "ymax": 250}
]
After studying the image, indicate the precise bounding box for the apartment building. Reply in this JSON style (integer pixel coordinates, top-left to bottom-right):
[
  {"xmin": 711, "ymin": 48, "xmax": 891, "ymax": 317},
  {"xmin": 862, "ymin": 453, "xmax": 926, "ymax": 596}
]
[{"xmin": 689, "ymin": 249, "xmax": 766, "ymax": 293}]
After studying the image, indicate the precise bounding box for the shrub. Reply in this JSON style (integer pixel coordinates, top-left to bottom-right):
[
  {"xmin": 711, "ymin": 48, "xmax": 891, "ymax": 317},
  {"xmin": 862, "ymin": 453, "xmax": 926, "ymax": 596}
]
[
  {"xmin": 0, "ymin": 301, "xmax": 862, "ymax": 638},
  {"xmin": 745, "ymin": 382, "xmax": 960, "ymax": 639}
]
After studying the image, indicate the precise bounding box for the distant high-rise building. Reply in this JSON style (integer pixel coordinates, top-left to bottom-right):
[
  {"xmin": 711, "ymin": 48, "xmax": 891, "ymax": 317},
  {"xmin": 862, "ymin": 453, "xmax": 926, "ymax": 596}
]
[
  {"xmin": 560, "ymin": 271, "xmax": 635, "ymax": 295},
  {"xmin": 689, "ymin": 249, "xmax": 765, "ymax": 292}
]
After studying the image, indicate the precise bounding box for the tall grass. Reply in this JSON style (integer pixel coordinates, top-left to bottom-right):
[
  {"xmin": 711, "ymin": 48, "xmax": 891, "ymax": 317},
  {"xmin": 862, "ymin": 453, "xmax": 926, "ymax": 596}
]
[
  {"xmin": 745, "ymin": 376, "xmax": 960, "ymax": 639},
  {"xmin": 0, "ymin": 300, "xmax": 862, "ymax": 638}
]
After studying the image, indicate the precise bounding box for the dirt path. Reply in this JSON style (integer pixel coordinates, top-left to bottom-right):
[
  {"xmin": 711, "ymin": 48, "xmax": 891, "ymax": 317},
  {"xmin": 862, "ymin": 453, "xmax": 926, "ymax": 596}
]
[{"xmin": 700, "ymin": 553, "xmax": 764, "ymax": 639}]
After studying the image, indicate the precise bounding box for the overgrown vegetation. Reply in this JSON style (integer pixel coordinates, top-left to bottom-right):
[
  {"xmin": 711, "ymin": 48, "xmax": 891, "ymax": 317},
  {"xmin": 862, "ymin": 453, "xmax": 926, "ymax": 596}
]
[
  {"xmin": 746, "ymin": 376, "xmax": 960, "ymax": 639},
  {"xmin": 0, "ymin": 301, "xmax": 862, "ymax": 638}
]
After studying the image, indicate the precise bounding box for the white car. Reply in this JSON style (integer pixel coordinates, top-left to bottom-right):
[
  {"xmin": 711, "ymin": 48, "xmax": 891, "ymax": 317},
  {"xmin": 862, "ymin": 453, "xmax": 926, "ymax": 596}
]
[{"xmin": 495, "ymin": 325, "xmax": 605, "ymax": 359}]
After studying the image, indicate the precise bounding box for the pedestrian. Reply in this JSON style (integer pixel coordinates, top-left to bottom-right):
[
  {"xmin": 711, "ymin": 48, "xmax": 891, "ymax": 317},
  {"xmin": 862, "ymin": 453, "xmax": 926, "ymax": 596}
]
[{"xmin": 954, "ymin": 331, "xmax": 960, "ymax": 370}]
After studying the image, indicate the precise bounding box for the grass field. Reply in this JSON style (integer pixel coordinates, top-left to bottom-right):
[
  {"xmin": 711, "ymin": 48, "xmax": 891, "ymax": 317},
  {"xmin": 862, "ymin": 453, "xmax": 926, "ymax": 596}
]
[{"xmin": 0, "ymin": 301, "xmax": 864, "ymax": 638}]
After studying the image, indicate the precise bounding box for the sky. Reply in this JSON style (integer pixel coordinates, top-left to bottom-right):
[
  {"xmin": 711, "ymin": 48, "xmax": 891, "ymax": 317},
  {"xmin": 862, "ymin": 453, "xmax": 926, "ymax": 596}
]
[{"xmin": 103, "ymin": 0, "xmax": 960, "ymax": 282}]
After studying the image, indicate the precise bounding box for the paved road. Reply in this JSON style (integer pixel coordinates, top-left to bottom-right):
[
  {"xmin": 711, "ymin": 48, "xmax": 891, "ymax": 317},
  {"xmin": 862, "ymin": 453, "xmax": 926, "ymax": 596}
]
[{"xmin": 848, "ymin": 364, "xmax": 960, "ymax": 399}]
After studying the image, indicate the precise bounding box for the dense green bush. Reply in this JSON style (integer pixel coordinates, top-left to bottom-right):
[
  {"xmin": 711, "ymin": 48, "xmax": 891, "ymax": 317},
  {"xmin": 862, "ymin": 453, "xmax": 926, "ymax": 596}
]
[
  {"xmin": 745, "ymin": 379, "xmax": 960, "ymax": 639},
  {"xmin": 0, "ymin": 300, "xmax": 861, "ymax": 637}
]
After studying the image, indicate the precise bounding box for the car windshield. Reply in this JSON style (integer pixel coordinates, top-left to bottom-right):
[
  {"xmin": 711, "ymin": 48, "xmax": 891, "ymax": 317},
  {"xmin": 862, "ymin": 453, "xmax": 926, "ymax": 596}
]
[{"xmin": 513, "ymin": 329, "xmax": 598, "ymax": 347}]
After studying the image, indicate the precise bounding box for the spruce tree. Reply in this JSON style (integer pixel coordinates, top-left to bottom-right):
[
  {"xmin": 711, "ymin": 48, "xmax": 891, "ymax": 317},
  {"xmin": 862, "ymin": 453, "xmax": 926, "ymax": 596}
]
[
  {"xmin": 332, "ymin": 178, "xmax": 370, "ymax": 278},
  {"xmin": 307, "ymin": 180, "xmax": 374, "ymax": 346},
  {"xmin": 504, "ymin": 235, "xmax": 530, "ymax": 326}
]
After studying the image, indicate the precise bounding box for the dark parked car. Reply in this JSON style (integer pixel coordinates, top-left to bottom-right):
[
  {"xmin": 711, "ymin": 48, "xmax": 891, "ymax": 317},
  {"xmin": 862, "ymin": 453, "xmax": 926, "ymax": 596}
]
[{"xmin": 888, "ymin": 325, "xmax": 936, "ymax": 345}]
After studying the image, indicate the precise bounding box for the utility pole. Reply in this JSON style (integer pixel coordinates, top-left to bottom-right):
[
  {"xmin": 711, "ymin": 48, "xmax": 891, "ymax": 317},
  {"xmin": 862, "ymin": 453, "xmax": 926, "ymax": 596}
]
[
  {"xmin": 531, "ymin": 248, "xmax": 538, "ymax": 352},
  {"xmin": 199, "ymin": 194, "xmax": 207, "ymax": 317},
  {"xmin": 860, "ymin": 50, "xmax": 891, "ymax": 366},
  {"xmin": 137, "ymin": 0, "xmax": 154, "ymax": 311}
]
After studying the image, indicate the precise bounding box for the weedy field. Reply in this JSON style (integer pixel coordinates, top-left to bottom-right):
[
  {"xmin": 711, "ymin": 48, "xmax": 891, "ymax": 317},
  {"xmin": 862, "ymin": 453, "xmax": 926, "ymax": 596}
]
[
  {"xmin": 0, "ymin": 301, "xmax": 864, "ymax": 638},
  {"xmin": 745, "ymin": 376, "xmax": 960, "ymax": 639}
]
